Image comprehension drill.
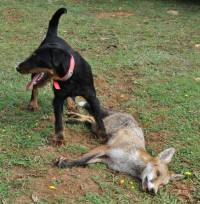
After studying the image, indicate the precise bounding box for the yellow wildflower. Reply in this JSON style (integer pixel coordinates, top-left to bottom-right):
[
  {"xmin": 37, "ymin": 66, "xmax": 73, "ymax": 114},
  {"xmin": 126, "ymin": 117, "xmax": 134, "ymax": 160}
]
[
  {"xmin": 184, "ymin": 172, "xmax": 192, "ymax": 176},
  {"xmin": 119, "ymin": 179, "xmax": 125, "ymax": 185},
  {"xmin": 49, "ymin": 185, "xmax": 56, "ymax": 190}
]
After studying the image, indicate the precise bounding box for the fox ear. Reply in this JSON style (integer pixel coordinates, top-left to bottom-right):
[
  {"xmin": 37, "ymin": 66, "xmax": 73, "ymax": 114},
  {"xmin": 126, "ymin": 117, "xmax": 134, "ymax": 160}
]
[
  {"xmin": 170, "ymin": 172, "xmax": 184, "ymax": 181},
  {"xmin": 158, "ymin": 148, "xmax": 175, "ymax": 164}
]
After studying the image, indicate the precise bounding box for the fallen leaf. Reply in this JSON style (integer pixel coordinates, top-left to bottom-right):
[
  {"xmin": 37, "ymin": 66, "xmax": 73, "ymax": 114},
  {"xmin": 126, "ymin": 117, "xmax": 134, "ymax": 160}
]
[
  {"xmin": 97, "ymin": 11, "xmax": 134, "ymax": 19},
  {"xmin": 195, "ymin": 44, "xmax": 200, "ymax": 50},
  {"xmin": 167, "ymin": 10, "xmax": 179, "ymax": 16},
  {"xmin": 194, "ymin": 77, "xmax": 200, "ymax": 81},
  {"xmin": 100, "ymin": 37, "xmax": 109, "ymax": 41},
  {"xmin": 2, "ymin": 199, "xmax": 7, "ymax": 204},
  {"xmin": 31, "ymin": 193, "xmax": 39, "ymax": 203}
]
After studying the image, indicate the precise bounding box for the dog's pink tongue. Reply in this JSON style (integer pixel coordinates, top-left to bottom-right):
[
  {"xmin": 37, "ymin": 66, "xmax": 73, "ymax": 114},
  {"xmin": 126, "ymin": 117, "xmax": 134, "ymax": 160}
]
[
  {"xmin": 26, "ymin": 81, "xmax": 34, "ymax": 90},
  {"xmin": 26, "ymin": 74, "xmax": 40, "ymax": 90}
]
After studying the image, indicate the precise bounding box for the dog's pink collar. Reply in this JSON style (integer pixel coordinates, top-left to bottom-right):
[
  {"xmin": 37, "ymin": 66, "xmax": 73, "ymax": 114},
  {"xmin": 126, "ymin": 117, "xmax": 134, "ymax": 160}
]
[{"xmin": 53, "ymin": 54, "xmax": 75, "ymax": 90}]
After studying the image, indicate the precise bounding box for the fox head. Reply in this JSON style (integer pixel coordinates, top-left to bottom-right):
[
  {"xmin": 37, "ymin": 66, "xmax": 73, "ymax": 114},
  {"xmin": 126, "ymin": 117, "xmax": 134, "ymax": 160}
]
[{"xmin": 141, "ymin": 148, "xmax": 183, "ymax": 194}]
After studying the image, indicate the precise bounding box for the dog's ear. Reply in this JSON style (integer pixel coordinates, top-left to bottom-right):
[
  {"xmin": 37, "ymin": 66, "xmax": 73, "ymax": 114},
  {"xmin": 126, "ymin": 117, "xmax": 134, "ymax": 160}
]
[{"xmin": 51, "ymin": 48, "xmax": 70, "ymax": 77}]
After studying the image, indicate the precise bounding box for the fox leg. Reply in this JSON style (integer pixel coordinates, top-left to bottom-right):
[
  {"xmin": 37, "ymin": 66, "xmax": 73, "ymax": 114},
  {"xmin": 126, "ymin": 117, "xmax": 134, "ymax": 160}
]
[{"xmin": 56, "ymin": 145, "xmax": 109, "ymax": 168}]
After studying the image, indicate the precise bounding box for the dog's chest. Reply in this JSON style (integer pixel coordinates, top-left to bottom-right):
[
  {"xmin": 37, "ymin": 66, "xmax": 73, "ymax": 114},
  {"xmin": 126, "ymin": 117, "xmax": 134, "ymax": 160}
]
[{"xmin": 55, "ymin": 80, "xmax": 83, "ymax": 97}]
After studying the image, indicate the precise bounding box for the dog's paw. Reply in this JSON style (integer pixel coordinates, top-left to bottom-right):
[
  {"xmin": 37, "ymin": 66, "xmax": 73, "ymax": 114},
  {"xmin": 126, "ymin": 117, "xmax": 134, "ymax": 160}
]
[
  {"xmin": 96, "ymin": 129, "xmax": 109, "ymax": 143},
  {"xmin": 55, "ymin": 157, "xmax": 70, "ymax": 168},
  {"xmin": 54, "ymin": 131, "xmax": 65, "ymax": 146},
  {"xmin": 28, "ymin": 101, "xmax": 39, "ymax": 112},
  {"xmin": 48, "ymin": 135, "xmax": 65, "ymax": 146},
  {"xmin": 55, "ymin": 139, "xmax": 65, "ymax": 146}
]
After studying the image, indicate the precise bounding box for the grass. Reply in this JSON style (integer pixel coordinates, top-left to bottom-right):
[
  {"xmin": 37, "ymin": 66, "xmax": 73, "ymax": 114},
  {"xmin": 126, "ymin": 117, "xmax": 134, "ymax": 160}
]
[
  {"xmin": 0, "ymin": 0, "xmax": 200, "ymax": 203},
  {"xmin": 58, "ymin": 144, "xmax": 89, "ymax": 154}
]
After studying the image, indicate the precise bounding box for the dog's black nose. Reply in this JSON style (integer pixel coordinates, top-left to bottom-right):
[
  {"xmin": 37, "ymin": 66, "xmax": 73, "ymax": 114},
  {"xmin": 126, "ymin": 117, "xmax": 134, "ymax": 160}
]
[{"xmin": 16, "ymin": 62, "xmax": 21, "ymax": 72}]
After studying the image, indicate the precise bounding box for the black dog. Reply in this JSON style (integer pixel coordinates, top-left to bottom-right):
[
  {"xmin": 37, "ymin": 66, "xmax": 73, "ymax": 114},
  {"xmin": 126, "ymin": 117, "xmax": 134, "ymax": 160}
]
[{"xmin": 16, "ymin": 8, "xmax": 106, "ymax": 145}]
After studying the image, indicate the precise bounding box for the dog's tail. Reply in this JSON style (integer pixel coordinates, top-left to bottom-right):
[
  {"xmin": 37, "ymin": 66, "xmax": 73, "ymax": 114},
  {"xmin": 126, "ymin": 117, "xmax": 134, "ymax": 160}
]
[{"xmin": 46, "ymin": 8, "xmax": 67, "ymax": 38}]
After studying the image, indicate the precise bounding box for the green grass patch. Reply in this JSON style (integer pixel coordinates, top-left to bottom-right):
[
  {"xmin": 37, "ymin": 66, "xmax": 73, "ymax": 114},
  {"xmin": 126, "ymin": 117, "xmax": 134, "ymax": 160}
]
[{"xmin": 59, "ymin": 144, "xmax": 89, "ymax": 154}]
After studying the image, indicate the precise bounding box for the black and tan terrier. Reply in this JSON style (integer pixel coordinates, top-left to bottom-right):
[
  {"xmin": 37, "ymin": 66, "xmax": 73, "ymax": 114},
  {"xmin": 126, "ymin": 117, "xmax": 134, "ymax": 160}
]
[{"xmin": 16, "ymin": 8, "xmax": 106, "ymax": 145}]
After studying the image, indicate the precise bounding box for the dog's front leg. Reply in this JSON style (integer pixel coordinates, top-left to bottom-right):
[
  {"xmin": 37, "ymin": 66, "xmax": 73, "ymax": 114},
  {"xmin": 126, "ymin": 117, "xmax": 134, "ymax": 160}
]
[
  {"xmin": 85, "ymin": 94, "xmax": 107, "ymax": 141},
  {"xmin": 28, "ymin": 74, "xmax": 39, "ymax": 111},
  {"xmin": 28, "ymin": 87, "xmax": 39, "ymax": 111},
  {"xmin": 53, "ymin": 96, "xmax": 65, "ymax": 145}
]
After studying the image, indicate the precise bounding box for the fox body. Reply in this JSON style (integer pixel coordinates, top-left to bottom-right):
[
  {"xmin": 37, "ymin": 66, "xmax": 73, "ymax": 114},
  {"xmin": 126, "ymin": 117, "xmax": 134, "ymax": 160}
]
[{"xmin": 56, "ymin": 105, "xmax": 182, "ymax": 193}]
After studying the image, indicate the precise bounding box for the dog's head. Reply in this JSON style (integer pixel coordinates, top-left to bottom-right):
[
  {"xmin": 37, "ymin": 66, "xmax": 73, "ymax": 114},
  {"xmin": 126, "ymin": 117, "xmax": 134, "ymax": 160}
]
[
  {"xmin": 16, "ymin": 8, "xmax": 69, "ymax": 90},
  {"xmin": 16, "ymin": 44, "xmax": 71, "ymax": 89}
]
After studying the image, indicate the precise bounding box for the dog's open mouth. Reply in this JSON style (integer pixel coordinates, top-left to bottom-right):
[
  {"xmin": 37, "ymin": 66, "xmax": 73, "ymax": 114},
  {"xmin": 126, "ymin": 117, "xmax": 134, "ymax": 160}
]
[{"xmin": 26, "ymin": 72, "xmax": 50, "ymax": 90}]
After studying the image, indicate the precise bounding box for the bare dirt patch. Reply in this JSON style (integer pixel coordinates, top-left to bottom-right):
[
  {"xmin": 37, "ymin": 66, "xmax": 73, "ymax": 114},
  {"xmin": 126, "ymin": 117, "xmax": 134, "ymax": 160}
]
[
  {"xmin": 9, "ymin": 165, "xmax": 102, "ymax": 203},
  {"xmin": 2, "ymin": 8, "xmax": 22, "ymax": 23},
  {"xmin": 146, "ymin": 131, "xmax": 169, "ymax": 152},
  {"xmin": 95, "ymin": 69, "xmax": 134, "ymax": 110},
  {"xmin": 168, "ymin": 181, "xmax": 195, "ymax": 203},
  {"xmin": 15, "ymin": 195, "xmax": 32, "ymax": 204},
  {"xmin": 10, "ymin": 166, "xmax": 29, "ymax": 180},
  {"xmin": 97, "ymin": 11, "xmax": 134, "ymax": 19},
  {"xmin": 30, "ymin": 167, "xmax": 102, "ymax": 202},
  {"xmin": 9, "ymin": 128, "xmax": 103, "ymax": 203},
  {"xmin": 39, "ymin": 114, "xmax": 97, "ymax": 149}
]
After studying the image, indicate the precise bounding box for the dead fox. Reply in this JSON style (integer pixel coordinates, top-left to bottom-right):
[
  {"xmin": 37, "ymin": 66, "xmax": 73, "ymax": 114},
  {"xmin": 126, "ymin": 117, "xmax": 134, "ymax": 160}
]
[{"xmin": 56, "ymin": 102, "xmax": 182, "ymax": 194}]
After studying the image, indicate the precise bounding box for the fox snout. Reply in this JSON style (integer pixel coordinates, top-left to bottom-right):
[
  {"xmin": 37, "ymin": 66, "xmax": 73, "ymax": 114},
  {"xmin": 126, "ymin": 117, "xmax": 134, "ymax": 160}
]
[
  {"xmin": 142, "ymin": 176, "xmax": 159, "ymax": 194},
  {"xmin": 149, "ymin": 187, "xmax": 157, "ymax": 195},
  {"xmin": 147, "ymin": 181, "xmax": 158, "ymax": 194},
  {"xmin": 142, "ymin": 177, "xmax": 156, "ymax": 194}
]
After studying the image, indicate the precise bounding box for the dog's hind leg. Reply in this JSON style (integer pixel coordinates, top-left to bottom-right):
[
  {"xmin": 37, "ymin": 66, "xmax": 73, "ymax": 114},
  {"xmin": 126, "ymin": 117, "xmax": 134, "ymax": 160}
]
[
  {"xmin": 53, "ymin": 96, "xmax": 65, "ymax": 145},
  {"xmin": 84, "ymin": 94, "xmax": 107, "ymax": 140},
  {"xmin": 28, "ymin": 86, "xmax": 39, "ymax": 112}
]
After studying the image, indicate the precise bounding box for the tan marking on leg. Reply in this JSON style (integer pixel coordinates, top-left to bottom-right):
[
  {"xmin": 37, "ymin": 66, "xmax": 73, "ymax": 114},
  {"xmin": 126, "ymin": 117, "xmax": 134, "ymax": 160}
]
[
  {"xmin": 67, "ymin": 112, "xmax": 96, "ymax": 124},
  {"xmin": 66, "ymin": 97, "xmax": 78, "ymax": 112},
  {"xmin": 28, "ymin": 88, "xmax": 39, "ymax": 111}
]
